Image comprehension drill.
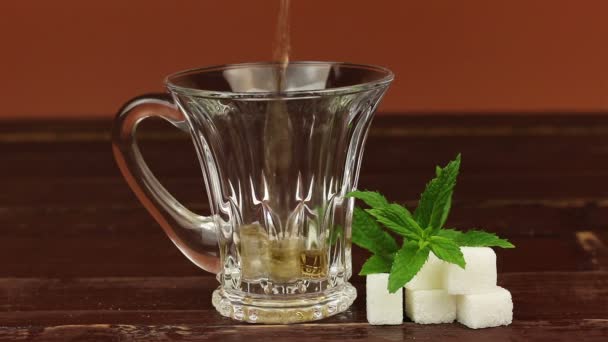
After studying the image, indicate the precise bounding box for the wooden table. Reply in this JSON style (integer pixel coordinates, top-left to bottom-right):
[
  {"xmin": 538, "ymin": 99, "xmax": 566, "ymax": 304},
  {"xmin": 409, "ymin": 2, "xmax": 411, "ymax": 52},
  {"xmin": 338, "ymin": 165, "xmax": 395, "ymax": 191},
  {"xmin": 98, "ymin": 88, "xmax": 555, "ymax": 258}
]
[{"xmin": 1, "ymin": 114, "xmax": 607, "ymax": 341}]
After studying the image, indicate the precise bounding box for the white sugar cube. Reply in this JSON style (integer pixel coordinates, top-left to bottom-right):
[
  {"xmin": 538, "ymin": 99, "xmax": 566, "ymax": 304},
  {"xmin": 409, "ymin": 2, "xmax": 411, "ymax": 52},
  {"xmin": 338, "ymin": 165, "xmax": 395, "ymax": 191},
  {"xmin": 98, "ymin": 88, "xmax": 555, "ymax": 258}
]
[
  {"xmin": 366, "ymin": 273, "xmax": 403, "ymax": 325},
  {"xmin": 443, "ymin": 247, "xmax": 497, "ymax": 294},
  {"xmin": 405, "ymin": 289, "xmax": 456, "ymax": 324},
  {"xmin": 456, "ymin": 286, "xmax": 513, "ymax": 329},
  {"xmin": 405, "ymin": 252, "xmax": 445, "ymax": 290}
]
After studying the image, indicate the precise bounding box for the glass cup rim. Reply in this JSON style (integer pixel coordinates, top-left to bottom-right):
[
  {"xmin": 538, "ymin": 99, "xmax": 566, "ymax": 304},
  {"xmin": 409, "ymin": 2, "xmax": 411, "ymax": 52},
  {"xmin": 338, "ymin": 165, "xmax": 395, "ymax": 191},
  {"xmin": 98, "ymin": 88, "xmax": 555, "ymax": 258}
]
[{"xmin": 165, "ymin": 61, "xmax": 394, "ymax": 99}]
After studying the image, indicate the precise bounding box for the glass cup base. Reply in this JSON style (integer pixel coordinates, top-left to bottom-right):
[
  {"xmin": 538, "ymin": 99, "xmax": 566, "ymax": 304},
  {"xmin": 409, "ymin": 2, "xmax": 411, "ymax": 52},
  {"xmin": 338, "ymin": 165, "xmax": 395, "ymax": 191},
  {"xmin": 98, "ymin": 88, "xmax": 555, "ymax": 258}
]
[{"xmin": 211, "ymin": 283, "xmax": 357, "ymax": 324}]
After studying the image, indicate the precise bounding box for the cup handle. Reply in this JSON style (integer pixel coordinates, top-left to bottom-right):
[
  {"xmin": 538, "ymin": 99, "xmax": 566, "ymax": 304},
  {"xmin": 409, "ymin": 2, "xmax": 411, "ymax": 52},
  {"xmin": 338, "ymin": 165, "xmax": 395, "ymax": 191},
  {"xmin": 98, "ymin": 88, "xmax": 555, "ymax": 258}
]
[{"xmin": 112, "ymin": 94, "xmax": 220, "ymax": 274}]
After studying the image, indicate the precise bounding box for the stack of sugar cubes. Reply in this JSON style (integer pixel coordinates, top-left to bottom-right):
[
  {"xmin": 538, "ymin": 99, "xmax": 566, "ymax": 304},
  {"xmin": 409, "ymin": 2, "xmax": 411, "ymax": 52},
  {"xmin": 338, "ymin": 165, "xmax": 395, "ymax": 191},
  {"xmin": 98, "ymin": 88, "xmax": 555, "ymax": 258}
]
[{"xmin": 366, "ymin": 247, "xmax": 513, "ymax": 329}]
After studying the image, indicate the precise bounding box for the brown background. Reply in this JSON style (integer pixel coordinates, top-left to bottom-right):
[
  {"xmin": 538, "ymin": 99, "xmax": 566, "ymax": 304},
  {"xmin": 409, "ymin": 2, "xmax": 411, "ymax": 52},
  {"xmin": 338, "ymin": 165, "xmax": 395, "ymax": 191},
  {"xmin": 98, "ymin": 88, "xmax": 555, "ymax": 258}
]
[{"xmin": 1, "ymin": 0, "xmax": 607, "ymax": 119}]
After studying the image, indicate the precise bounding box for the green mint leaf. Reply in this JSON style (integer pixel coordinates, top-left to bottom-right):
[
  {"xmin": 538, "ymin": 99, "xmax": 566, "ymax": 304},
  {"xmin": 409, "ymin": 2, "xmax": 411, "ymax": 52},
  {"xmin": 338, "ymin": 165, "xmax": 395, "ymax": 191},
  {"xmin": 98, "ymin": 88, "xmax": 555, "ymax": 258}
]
[
  {"xmin": 415, "ymin": 179, "xmax": 439, "ymax": 227},
  {"xmin": 388, "ymin": 241, "xmax": 430, "ymax": 293},
  {"xmin": 437, "ymin": 228, "xmax": 463, "ymax": 240},
  {"xmin": 366, "ymin": 203, "xmax": 423, "ymax": 241},
  {"xmin": 429, "ymin": 236, "xmax": 466, "ymax": 268},
  {"xmin": 456, "ymin": 230, "xmax": 515, "ymax": 248},
  {"xmin": 437, "ymin": 228, "xmax": 514, "ymax": 248},
  {"xmin": 414, "ymin": 154, "xmax": 461, "ymax": 233},
  {"xmin": 359, "ymin": 254, "xmax": 394, "ymax": 275},
  {"xmin": 439, "ymin": 196, "xmax": 452, "ymax": 231},
  {"xmin": 346, "ymin": 190, "xmax": 389, "ymax": 209},
  {"xmin": 352, "ymin": 208, "xmax": 399, "ymax": 256}
]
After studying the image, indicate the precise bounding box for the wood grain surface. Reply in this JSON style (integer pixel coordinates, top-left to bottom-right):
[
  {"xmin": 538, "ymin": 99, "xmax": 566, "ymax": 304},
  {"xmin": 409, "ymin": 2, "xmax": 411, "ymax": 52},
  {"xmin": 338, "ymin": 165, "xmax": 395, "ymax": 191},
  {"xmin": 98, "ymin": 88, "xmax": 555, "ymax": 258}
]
[{"xmin": 1, "ymin": 114, "xmax": 607, "ymax": 340}]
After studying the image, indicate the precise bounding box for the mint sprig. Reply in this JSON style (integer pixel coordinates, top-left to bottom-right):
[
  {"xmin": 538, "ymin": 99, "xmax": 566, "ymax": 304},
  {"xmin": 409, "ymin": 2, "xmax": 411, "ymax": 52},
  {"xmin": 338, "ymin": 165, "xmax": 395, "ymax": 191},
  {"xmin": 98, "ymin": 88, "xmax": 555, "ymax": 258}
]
[{"xmin": 347, "ymin": 154, "xmax": 515, "ymax": 293}]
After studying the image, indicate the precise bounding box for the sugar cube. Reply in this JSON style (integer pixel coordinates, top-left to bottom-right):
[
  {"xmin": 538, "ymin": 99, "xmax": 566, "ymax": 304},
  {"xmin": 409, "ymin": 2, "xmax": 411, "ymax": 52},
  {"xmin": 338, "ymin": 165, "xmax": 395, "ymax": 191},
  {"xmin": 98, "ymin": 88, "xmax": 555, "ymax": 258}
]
[
  {"xmin": 456, "ymin": 286, "xmax": 513, "ymax": 329},
  {"xmin": 366, "ymin": 273, "xmax": 403, "ymax": 325},
  {"xmin": 405, "ymin": 252, "xmax": 445, "ymax": 290},
  {"xmin": 405, "ymin": 289, "xmax": 456, "ymax": 324},
  {"xmin": 443, "ymin": 247, "xmax": 497, "ymax": 294}
]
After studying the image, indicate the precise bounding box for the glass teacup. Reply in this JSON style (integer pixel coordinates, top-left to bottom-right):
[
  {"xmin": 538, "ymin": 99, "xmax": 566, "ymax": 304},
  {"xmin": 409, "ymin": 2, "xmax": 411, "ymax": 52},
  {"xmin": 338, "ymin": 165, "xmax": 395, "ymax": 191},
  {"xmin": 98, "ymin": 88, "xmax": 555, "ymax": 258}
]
[{"xmin": 112, "ymin": 62, "xmax": 393, "ymax": 323}]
